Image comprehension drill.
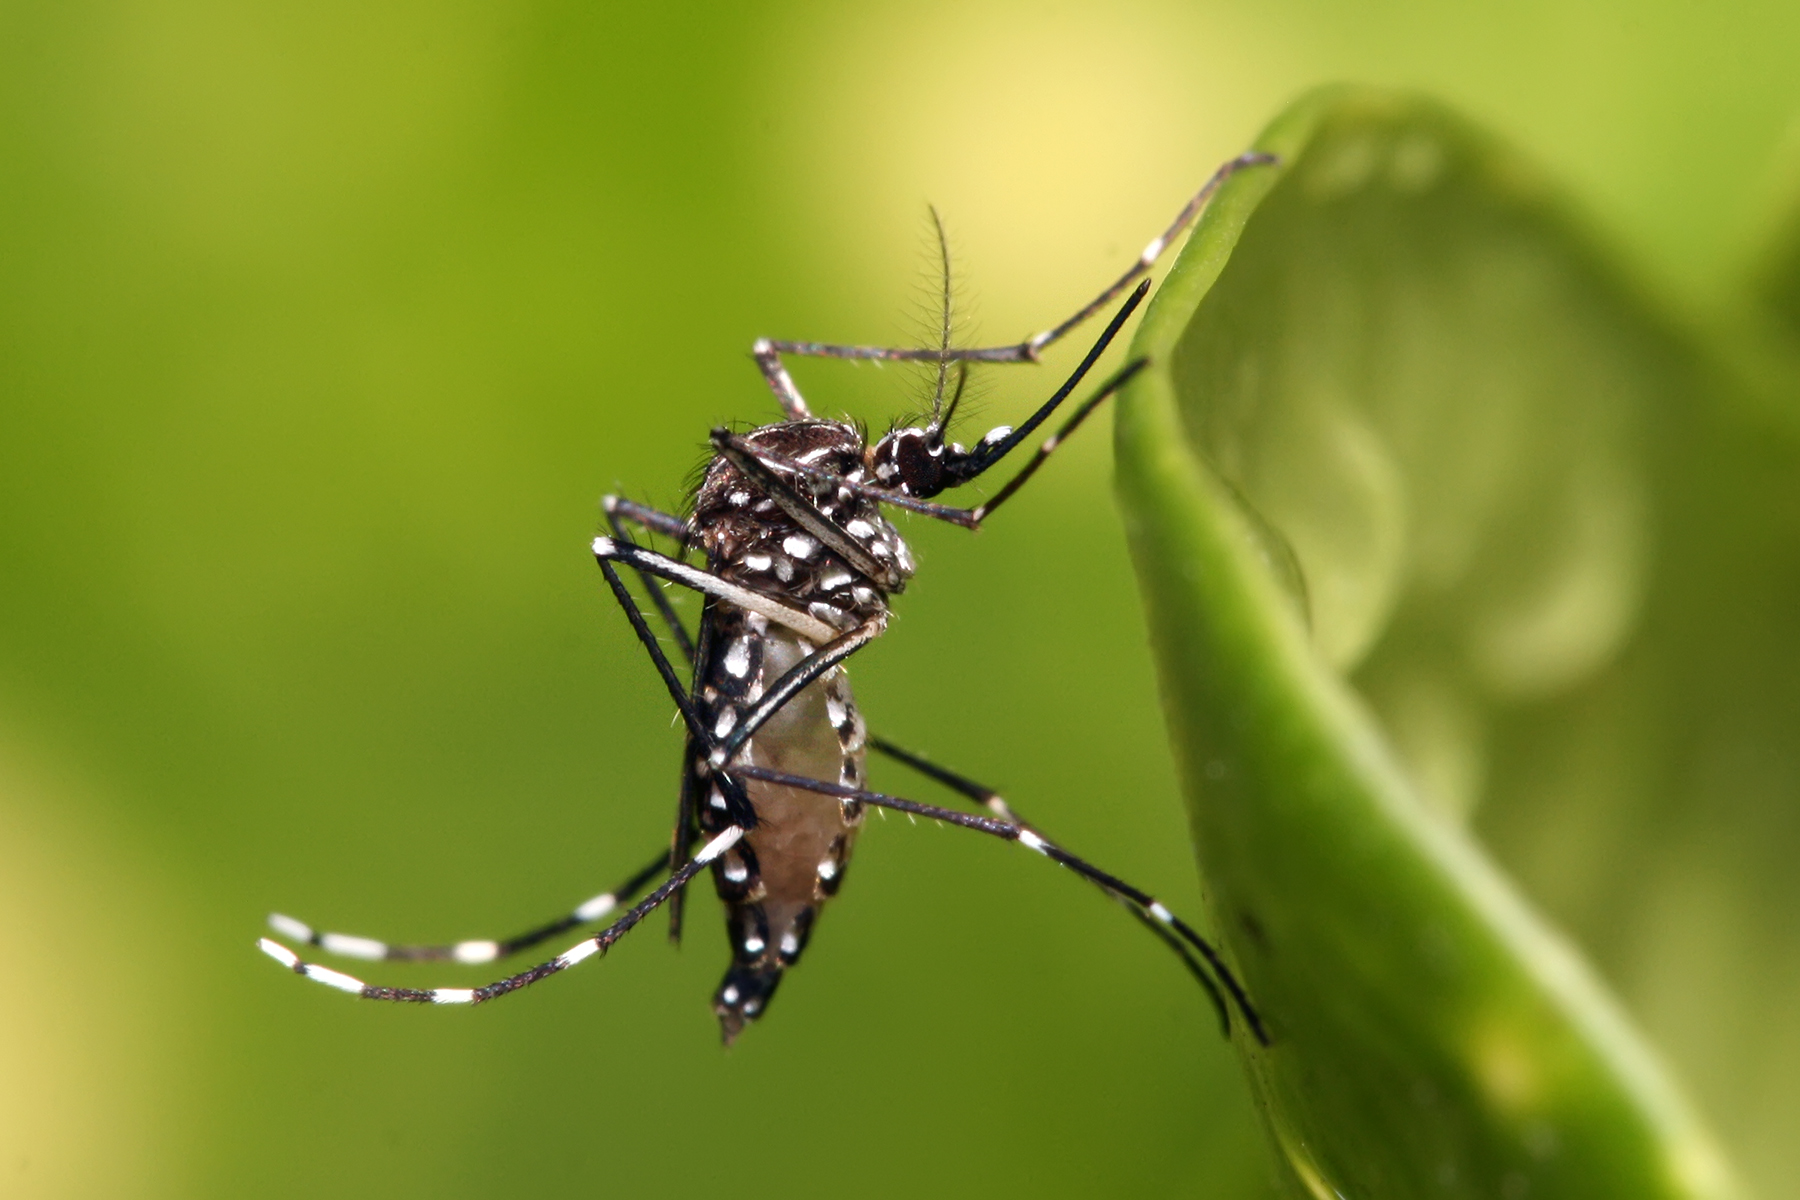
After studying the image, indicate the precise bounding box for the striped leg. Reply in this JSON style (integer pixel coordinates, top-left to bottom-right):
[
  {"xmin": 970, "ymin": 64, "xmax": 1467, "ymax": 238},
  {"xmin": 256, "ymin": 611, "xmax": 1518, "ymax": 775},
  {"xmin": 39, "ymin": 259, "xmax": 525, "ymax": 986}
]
[
  {"xmin": 266, "ymin": 851, "xmax": 668, "ymax": 967},
  {"xmin": 753, "ymin": 154, "xmax": 1276, "ymax": 371},
  {"xmin": 593, "ymin": 538, "xmax": 838, "ymax": 644},
  {"xmin": 603, "ymin": 495, "xmax": 696, "ymax": 664},
  {"xmin": 725, "ymin": 762, "xmax": 1269, "ymax": 1046},
  {"xmin": 869, "ymin": 737, "xmax": 1231, "ymax": 1036},
  {"xmin": 593, "ymin": 540, "xmax": 886, "ymax": 773},
  {"xmin": 593, "ymin": 549, "xmax": 883, "ymax": 931},
  {"xmin": 713, "ymin": 355, "xmax": 1149, "ymax": 532},
  {"xmin": 259, "ymin": 827, "xmax": 745, "ymax": 1005},
  {"xmin": 598, "ymin": 497, "xmax": 703, "ymax": 940},
  {"xmin": 595, "ymin": 534, "xmax": 1248, "ymax": 1032}
]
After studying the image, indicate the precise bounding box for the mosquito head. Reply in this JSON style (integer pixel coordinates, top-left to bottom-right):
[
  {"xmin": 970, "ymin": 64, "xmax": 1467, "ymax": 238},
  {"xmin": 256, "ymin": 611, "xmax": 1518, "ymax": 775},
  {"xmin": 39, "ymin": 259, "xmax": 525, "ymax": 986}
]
[
  {"xmin": 867, "ymin": 361, "xmax": 1012, "ymax": 498},
  {"xmin": 867, "ymin": 423, "xmax": 1013, "ymax": 499}
]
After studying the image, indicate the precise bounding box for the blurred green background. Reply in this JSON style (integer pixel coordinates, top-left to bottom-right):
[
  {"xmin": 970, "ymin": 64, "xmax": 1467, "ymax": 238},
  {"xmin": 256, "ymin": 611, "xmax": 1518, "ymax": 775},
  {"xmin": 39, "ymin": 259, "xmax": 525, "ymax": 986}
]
[{"xmin": 4, "ymin": 1, "xmax": 1800, "ymax": 1197}]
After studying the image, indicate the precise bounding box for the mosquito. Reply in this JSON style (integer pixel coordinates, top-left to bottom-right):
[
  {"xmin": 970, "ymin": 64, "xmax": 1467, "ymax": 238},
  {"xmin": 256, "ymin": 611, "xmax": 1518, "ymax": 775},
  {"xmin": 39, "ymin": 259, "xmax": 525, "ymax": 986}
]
[{"xmin": 259, "ymin": 152, "xmax": 1275, "ymax": 1047}]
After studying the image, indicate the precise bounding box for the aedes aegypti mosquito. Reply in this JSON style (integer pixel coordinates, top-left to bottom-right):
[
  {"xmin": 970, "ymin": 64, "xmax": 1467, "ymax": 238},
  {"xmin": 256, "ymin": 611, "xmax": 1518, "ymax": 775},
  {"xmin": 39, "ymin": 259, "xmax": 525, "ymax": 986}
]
[{"xmin": 260, "ymin": 152, "xmax": 1275, "ymax": 1047}]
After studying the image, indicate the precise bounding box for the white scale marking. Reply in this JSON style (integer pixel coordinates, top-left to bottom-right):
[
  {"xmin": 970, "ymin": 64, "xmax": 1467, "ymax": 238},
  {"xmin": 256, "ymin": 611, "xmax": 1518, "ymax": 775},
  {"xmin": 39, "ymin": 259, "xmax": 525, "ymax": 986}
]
[
  {"xmin": 845, "ymin": 519, "xmax": 874, "ymax": 539},
  {"xmin": 723, "ymin": 857, "xmax": 748, "ymax": 883},
  {"xmin": 432, "ymin": 988, "xmax": 475, "ymax": 1005},
  {"xmin": 259, "ymin": 938, "xmax": 300, "ymax": 969},
  {"xmin": 695, "ymin": 826, "xmax": 746, "ymax": 863},
  {"xmin": 819, "ymin": 571, "xmax": 852, "ymax": 591},
  {"xmin": 1140, "ymin": 235, "xmax": 1166, "ymax": 265},
  {"xmin": 557, "ymin": 940, "xmax": 600, "ymax": 968},
  {"xmin": 591, "ymin": 536, "xmax": 836, "ymax": 642},
  {"xmin": 825, "ymin": 694, "xmax": 848, "ymax": 728},
  {"xmin": 782, "ymin": 534, "xmax": 818, "ymax": 559},
  {"xmin": 453, "ymin": 940, "xmax": 500, "ymax": 964},
  {"xmin": 1148, "ymin": 902, "xmax": 1174, "ymax": 924},
  {"xmin": 267, "ymin": 913, "xmax": 312, "ymax": 942},
  {"xmin": 743, "ymin": 936, "xmax": 765, "ymax": 954},
  {"xmin": 779, "ymin": 932, "xmax": 799, "ymax": 956},
  {"xmin": 721, "ymin": 985, "xmax": 740, "ymax": 1004},
  {"xmin": 576, "ymin": 892, "xmax": 618, "ymax": 921},
  {"xmin": 817, "ymin": 859, "xmax": 838, "ymax": 881},
  {"xmin": 729, "ymin": 490, "xmax": 750, "ymax": 507},
  {"xmin": 714, "ymin": 707, "xmax": 737, "ymax": 738},
  {"xmin": 723, "ymin": 638, "xmax": 752, "ymax": 678},
  {"xmin": 744, "ymin": 553, "xmax": 772, "ymax": 572},
  {"xmin": 709, "ymin": 786, "xmax": 728, "ymax": 810},
  {"xmin": 320, "ymin": 933, "xmax": 387, "ymax": 961},
  {"xmin": 304, "ymin": 964, "xmax": 366, "ymax": 994},
  {"xmin": 1018, "ymin": 830, "xmax": 1050, "ymax": 855},
  {"xmin": 982, "ymin": 426, "xmax": 1012, "ymax": 445}
]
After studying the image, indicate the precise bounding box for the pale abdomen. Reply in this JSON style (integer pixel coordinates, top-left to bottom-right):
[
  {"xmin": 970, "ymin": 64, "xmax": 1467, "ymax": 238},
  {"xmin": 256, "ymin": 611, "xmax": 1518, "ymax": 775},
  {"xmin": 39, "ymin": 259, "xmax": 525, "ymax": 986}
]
[{"xmin": 699, "ymin": 622, "xmax": 866, "ymax": 1042}]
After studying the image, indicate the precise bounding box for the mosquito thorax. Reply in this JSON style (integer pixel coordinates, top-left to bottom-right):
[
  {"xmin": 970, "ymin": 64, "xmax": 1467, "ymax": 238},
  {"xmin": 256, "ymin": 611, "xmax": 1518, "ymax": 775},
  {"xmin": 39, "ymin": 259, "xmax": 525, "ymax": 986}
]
[
  {"xmin": 692, "ymin": 419, "xmax": 917, "ymax": 619},
  {"xmin": 869, "ymin": 424, "xmax": 1013, "ymax": 499}
]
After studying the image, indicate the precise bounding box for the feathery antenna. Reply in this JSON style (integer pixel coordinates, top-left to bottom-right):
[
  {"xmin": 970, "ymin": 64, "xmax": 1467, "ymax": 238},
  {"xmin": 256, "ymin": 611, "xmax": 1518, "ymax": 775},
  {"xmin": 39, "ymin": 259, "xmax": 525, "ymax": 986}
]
[{"xmin": 927, "ymin": 205, "xmax": 954, "ymax": 428}]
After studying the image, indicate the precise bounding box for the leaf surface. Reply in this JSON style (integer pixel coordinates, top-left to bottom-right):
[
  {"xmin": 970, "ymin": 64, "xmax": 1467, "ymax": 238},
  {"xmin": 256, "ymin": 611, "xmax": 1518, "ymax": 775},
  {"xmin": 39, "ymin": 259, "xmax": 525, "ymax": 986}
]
[{"xmin": 1115, "ymin": 87, "xmax": 1743, "ymax": 1199}]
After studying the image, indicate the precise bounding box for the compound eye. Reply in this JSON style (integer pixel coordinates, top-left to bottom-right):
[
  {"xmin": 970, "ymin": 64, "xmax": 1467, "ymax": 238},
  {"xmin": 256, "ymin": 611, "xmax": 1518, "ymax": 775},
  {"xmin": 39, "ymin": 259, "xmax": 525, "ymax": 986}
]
[
  {"xmin": 872, "ymin": 428, "xmax": 944, "ymax": 497},
  {"xmin": 894, "ymin": 429, "xmax": 945, "ymax": 498}
]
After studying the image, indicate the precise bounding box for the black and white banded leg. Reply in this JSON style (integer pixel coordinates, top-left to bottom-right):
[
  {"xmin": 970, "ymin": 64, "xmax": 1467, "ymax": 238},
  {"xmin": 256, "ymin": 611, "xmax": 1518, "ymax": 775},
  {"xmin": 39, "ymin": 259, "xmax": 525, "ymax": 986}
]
[
  {"xmin": 869, "ymin": 737, "xmax": 1232, "ymax": 1036},
  {"xmin": 591, "ymin": 533, "xmax": 1248, "ymax": 1034},
  {"xmin": 594, "ymin": 537, "xmax": 888, "ymax": 780},
  {"xmin": 749, "ymin": 153, "xmax": 1275, "ymax": 386},
  {"xmin": 603, "ymin": 494, "xmax": 696, "ymax": 664},
  {"xmin": 725, "ymin": 762, "xmax": 1269, "ymax": 1046},
  {"xmin": 592, "ymin": 500, "xmax": 708, "ymax": 936},
  {"xmin": 265, "ymin": 851, "xmax": 668, "ymax": 967},
  {"xmin": 717, "ymin": 353, "xmax": 1147, "ymax": 534},
  {"xmin": 259, "ymin": 827, "xmax": 747, "ymax": 1004},
  {"xmin": 594, "ymin": 536, "xmax": 841, "ymax": 645}
]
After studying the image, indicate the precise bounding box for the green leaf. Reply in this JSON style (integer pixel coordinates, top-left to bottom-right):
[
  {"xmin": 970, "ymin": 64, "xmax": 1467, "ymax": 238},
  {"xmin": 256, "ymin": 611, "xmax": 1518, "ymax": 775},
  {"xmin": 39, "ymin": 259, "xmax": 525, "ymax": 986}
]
[{"xmin": 1114, "ymin": 87, "xmax": 1743, "ymax": 1198}]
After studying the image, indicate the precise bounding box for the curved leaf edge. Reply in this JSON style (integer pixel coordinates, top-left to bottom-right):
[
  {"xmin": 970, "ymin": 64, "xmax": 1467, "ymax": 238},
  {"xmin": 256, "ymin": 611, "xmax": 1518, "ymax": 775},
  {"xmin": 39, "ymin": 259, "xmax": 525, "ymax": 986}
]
[{"xmin": 1115, "ymin": 84, "xmax": 1742, "ymax": 1200}]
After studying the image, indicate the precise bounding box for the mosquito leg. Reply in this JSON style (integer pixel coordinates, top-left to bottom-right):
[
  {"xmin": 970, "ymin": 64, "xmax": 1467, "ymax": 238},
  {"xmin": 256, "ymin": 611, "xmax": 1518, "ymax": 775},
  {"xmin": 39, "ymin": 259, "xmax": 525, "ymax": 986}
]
[
  {"xmin": 667, "ymin": 749, "xmax": 701, "ymax": 944},
  {"xmin": 868, "ymin": 737, "xmax": 1229, "ymax": 1035},
  {"xmin": 267, "ymin": 851, "xmax": 668, "ymax": 966},
  {"xmin": 603, "ymin": 496, "xmax": 697, "ymax": 665},
  {"xmin": 595, "ymin": 504, "xmax": 705, "ymax": 935},
  {"xmin": 260, "ymin": 828, "xmax": 746, "ymax": 1004},
  {"xmin": 593, "ymin": 543, "xmax": 882, "ymax": 914},
  {"xmin": 752, "ymin": 338, "xmax": 814, "ymax": 420},
  {"xmin": 1016, "ymin": 152, "xmax": 1275, "ymax": 358},
  {"xmin": 756, "ymin": 153, "xmax": 1275, "ymax": 368},
  {"xmin": 593, "ymin": 536, "xmax": 839, "ymax": 644},
  {"xmin": 596, "ymin": 557, "xmax": 760, "ymax": 832},
  {"xmin": 713, "ymin": 355, "xmax": 1147, "ymax": 532},
  {"xmin": 708, "ymin": 616, "xmax": 885, "ymax": 768},
  {"xmin": 964, "ymin": 358, "xmax": 1147, "ymax": 523},
  {"xmin": 603, "ymin": 495, "xmax": 690, "ymax": 544},
  {"xmin": 724, "ymin": 762, "xmax": 1269, "ymax": 1046}
]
